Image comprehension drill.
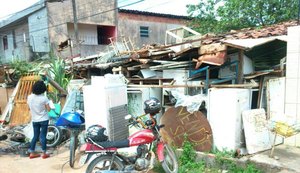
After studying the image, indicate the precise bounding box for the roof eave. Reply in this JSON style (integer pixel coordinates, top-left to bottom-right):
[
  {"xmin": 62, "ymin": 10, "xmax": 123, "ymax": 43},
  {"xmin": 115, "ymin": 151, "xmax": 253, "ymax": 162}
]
[{"xmin": 0, "ymin": 1, "xmax": 45, "ymax": 29}]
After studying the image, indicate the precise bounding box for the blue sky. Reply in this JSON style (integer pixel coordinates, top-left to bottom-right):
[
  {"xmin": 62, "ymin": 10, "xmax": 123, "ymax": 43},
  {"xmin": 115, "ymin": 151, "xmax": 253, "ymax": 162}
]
[{"xmin": 0, "ymin": 0, "xmax": 198, "ymax": 19}]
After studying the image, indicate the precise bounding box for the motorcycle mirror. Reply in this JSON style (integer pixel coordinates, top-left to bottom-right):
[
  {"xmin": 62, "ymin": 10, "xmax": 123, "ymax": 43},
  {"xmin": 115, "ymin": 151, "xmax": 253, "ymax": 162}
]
[{"xmin": 125, "ymin": 114, "xmax": 132, "ymax": 120}]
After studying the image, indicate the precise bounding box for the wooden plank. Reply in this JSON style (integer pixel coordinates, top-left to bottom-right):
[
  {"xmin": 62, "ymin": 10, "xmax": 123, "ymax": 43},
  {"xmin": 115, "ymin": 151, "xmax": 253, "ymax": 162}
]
[
  {"xmin": 9, "ymin": 75, "xmax": 39, "ymax": 126},
  {"xmin": 237, "ymin": 49, "xmax": 244, "ymax": 84},
  {"xmin": 127, "ymin": 84, "xmax": 204, "ymax": 88},
  {"xmin": 149, "ymin": 61, "xmax": 190, "ymax": 70},
  {"xmin": 9, "ymin": 104, "xmax": 31, "ymax": 126},
  {"xmin": 257, "ymin": 76, "xmax": 264, "ymax": 108},
  {"xmin": 210, "ymin": 81, "xmax": 258, "ymax": 88},
  {"xmin": 0, "ymin": 81, "xmax": 20, "ymax": 124}
]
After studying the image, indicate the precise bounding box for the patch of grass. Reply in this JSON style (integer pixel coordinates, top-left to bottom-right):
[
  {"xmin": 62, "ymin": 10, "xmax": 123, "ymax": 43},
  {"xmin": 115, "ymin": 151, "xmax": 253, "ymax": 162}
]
[
  {"xmin": 178, "ymin": 134, "xmax": 262, "ymax": 173},
  {"xmin": 179, "ymin": 134, "xmax": 206, "ymax": 173}
]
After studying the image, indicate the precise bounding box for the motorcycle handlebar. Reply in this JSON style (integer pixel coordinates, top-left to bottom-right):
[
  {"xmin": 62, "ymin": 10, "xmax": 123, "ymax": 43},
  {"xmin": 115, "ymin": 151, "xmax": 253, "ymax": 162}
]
[{"xmin": 126, "ymin": 114, "xmax": 157, "ymax": 129}]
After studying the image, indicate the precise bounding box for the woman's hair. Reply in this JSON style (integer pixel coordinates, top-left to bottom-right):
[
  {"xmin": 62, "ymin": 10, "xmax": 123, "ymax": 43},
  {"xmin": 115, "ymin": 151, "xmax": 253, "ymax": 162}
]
[{"xmin": 32, "ymin": 80, "xmax": 47, "ymax": 95}]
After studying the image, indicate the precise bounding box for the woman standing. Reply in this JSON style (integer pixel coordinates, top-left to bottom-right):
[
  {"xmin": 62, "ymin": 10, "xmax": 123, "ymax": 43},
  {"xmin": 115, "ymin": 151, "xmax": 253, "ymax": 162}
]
[{"xmin": 27, "ymin": 80, "xmax": 51, "ymax": 159}]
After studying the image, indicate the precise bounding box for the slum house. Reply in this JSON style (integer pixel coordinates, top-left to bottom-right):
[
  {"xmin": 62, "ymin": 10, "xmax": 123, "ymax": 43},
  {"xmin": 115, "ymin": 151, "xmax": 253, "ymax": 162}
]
[
  {"xmin": 0, "ymin": 0, "xmax": 190, "ymax": 64},
  {"xmin": 68, "ymin": 20, "xmax": 299, "ymax": 154},
  {"xmin": 0, "ymin": 0, "xmax": 190, "ymax": 119},
  {"xmin": 0, "ymin": 16, "xmax": 299, "ymax": 158}
]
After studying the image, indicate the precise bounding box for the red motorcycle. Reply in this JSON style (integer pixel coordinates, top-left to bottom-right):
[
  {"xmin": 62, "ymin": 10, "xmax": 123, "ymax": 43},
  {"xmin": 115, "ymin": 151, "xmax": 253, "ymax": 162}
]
[{"xmin": 80, "ymin": 98, "xmax": 178, "ymax": 173}]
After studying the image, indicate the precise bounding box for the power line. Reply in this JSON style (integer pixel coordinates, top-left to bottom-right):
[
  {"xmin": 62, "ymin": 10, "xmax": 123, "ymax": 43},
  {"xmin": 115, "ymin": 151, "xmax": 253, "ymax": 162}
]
[
  {"xmin": 0, "ymin": 1, "xmax": 44, "ymax": 20},
  {"xmin": 142, "ymin": 0, "xmax": 174, "ymax": 11},
  {"xmin": 0, "ymin": 0, "xmax": 131, "ymax": 24},
  {"xmin": 0, "ymin": 0, "xmax": 143, "ymax": 39}
]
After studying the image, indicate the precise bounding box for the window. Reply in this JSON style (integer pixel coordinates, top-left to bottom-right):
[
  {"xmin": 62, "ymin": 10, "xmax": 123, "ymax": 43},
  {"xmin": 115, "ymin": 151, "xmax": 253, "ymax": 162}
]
[
  {"xmin": 12, "ymin": 30, "xmax": 17, "ymax": 48},
  {"xmin": 97, "ymin": 25, "xmax": 116, "ymax": 45},
  {"xmin": 2, "ymin": 36, "xmax": 8, "ymax": 50},
  {"xmin": 140, "ymin": 26, "xmax": 149, "ymax": 38}
]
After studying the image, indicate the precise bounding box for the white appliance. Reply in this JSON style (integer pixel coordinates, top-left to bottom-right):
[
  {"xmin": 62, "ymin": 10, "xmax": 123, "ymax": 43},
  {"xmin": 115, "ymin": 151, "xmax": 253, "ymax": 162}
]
[
  {"xmin": 127, "ymin": 87, "xmax": 162, "ymax": 118},
  {"xmin": 207, "ymin": 88, "xmax": 251, "ymax": 152},
  {"xmin": 83, "ymin": 74, "xmax": 128, "ymax": 140}
]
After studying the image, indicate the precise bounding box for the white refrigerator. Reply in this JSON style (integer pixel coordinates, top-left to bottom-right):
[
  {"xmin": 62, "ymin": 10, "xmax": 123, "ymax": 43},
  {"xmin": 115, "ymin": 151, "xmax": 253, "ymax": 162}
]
[
  {"xmin": 207, "ymin": 88, "xmax": 251, "ymax": 152},
  {"xmin": 83, "ymin": 75, "xmax": 128, "ymax": 141}
]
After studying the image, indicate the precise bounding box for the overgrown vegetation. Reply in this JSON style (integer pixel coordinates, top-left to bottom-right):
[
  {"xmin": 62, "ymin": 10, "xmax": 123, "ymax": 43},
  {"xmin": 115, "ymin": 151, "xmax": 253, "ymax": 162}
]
[
  {"xmin": 179, "ymin": 135, "xmax": 206, "ymax": 173},
  {"xmin": 46, "ymin": 55, "xmax": 72, "ymax": 103},
  {"xmin": 5, "ymin": 54, "xmax": 72, "ymax": 103},
  {"xmin": 9, "ymin": 58, "xmax": 41, "ymax": 77},
  {"xmin": 177, "ymin": 135, "xmax": 262, "ymax": 173},
  {"xmin": 187, "ymin": 0, "xmax": 299, "ymax": 34}
]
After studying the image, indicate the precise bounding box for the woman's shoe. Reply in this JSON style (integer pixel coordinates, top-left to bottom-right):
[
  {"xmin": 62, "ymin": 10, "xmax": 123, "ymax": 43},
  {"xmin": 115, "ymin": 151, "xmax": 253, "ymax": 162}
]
[
  {"xmin": 29, "ymin": 153, "xmax": 40, "ymax": 159},
  {"xmin": 42, "ymin": 153, "xmax": 50, "ymax": 159}
]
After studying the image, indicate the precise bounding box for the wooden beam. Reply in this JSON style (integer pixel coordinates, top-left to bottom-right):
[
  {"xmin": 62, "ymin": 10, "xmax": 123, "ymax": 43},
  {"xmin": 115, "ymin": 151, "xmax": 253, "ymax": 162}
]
[
  {"xmin": 257, "ymin": 76, "xmax": 264, "ymax": 108},
  {"xmin": 127, "ymin": 84, "xmax": 204, "ymax": 88},
  {"xmin": 237, "ymin": 49, "xmax": 244, "ymax": 84},
  {"xmin": 210, "ymin": 83, "xmax": 258, "ymax": 88}
]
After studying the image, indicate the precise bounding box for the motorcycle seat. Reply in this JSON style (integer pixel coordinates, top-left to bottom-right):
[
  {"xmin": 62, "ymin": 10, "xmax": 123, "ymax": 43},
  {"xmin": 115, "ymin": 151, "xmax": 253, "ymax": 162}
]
[{"xmin": 96, "ymin": 139, "xmax": 130, "ymax": 149}]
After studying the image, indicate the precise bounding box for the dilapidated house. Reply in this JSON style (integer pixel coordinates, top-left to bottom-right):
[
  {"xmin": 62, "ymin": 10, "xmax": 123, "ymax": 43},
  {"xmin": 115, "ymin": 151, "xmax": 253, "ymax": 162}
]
[{"xmin": 0, "ymin": 0, "xmax": 190, "ymax": 63}]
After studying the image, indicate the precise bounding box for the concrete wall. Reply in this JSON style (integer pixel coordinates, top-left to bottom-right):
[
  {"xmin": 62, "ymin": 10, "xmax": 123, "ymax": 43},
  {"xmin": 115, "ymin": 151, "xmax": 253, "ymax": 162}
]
[
  {"xmin": 47, "ymin": 0, "xmax": 116, "ymax": 57},
  {"xmin": 285, "ymin": 26, "xmax": 300, "ymax": 146},
  {"xmin": 28, "ymin": 8, "xmax": 50, "ymax": 53},
  {"xmin": 118, "ymin": 12, "xmax": 188, "ymax": 49},
  {"xmin": 67, "ymin": 23, "xmax": 98, "ymax": 45},
  {"xmin": 0, "ymin": 22, "xmax": 32, "ymax": 63}
]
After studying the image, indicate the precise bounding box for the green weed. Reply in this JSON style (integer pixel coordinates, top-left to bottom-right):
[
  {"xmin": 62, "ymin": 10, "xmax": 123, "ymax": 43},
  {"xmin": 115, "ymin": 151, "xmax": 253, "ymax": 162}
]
[{"xmin": 178, "ymin": 134, "xmax": 262, "ymax": 173}]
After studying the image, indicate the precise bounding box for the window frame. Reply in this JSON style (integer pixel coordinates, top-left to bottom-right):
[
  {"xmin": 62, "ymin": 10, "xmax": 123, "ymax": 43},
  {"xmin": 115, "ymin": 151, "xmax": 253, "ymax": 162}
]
[
  {"xmin": 2, "ymin": 36, "xmax": 8, "ymax": 50},
  {"xmin": 140, "ymin": 26, "xmax": 149, "ymax": 38}
]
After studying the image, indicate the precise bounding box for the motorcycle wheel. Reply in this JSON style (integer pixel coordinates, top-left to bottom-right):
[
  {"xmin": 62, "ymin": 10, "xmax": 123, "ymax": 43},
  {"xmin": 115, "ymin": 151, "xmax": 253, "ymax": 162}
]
[
  {"xmin": 46, "ymin": 125, "xmax": 62, "ymax": 148},
  {"xmin": 69, "ymin": 131, "xmax": 78, "ymax": 168},
  {"xmin": 86, "ymin": 155, "xmax": 124, "ymax": 173},
  {"xmin": 161, "ymin": 144, "xmax": 179, "ymax": 173}
]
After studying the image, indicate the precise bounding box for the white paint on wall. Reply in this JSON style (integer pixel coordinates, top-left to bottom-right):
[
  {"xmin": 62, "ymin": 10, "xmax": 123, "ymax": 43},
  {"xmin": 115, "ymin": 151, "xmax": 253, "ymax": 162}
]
[
  {"xmin": 285, "ymin": 26, "xmax": 300, "ymax": 146},
  {"xmin": 68, "ymin": 23, "xmax": 98, "ymax": 45}
]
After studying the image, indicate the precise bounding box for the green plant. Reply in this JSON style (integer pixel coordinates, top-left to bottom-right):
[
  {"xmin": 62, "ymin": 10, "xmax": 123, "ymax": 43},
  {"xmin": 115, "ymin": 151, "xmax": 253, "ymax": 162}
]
[
  {"xmin": 9, "ymin": 58, "xmax": 34, "ymax": 76},
  {"xmin": 212, "ymin": 149, "xmax": 262, "ymax": 173},
  {"xmin": 178, "ymin": 135, "xmax": 262, "ymax": 173},
  {"xmin": 179, "ymin": 134, "xmax": 206, "ymax": 173},
  {"xmin": 46, "ymin": 55, "xmax": 72, "ymax": 102}
]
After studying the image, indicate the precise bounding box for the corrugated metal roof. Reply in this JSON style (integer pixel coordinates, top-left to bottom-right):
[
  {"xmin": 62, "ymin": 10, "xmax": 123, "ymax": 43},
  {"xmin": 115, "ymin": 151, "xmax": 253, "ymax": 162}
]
[
  {"xmin": 222, "ymin": 36, "xmax": 287, "ymax": 50},
  {"xmin": 118, "ymin": 9, "xmax": 191, "ymax": 20},
  {"xmin": 0, "ymin": 2, "xmax": 45, "ymax": 29}
]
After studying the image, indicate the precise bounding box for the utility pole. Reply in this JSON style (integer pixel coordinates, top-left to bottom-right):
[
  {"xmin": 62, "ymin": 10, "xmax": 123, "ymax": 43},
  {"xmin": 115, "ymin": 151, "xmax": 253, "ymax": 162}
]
[{"xmin": 72, "ymin": 0, "xmax": 79, "ymax": 49}]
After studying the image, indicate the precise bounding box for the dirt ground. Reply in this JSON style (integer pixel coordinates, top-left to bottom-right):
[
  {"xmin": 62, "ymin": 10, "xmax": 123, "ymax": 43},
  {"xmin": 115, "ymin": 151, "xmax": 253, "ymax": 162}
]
[{"xmin": 0, "ymin": 144, "xmax": 88, "ymax": 173}]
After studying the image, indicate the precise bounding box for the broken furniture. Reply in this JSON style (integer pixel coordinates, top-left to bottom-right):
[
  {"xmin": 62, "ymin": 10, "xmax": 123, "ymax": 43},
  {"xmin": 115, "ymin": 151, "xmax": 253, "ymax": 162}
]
[{"xmin": 269, "ymin": 121, "xmax": 300, "ymax": 158}]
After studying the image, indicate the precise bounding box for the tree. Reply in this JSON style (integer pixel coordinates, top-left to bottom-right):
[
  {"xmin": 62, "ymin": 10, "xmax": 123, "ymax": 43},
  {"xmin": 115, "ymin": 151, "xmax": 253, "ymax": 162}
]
[{"xmin": 187, "ymin": 0, "xmax": 299, "ymax": 34}]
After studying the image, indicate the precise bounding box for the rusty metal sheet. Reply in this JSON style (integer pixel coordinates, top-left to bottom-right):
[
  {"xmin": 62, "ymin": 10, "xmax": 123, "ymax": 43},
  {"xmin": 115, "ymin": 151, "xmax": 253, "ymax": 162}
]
[
  {"xmin": 198, "ymin": 43, "xmax": 226, "ymax": 55},
  {"xmin": 9, "ymin": 75, "xmax": 40, "ymax": 126},
  {"xmin": 194, "ymin": 51, "xmax": 227, "ymax": 69},
  {"xmin": 160, "ymin": 106, "xmax": 213, "ymax": 152}
]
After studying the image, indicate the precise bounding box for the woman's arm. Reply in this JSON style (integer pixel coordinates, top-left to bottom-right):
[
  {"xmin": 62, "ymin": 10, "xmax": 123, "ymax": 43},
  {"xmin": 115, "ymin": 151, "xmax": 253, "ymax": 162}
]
[{"xmin": 45, "ymin": 104, "xmax": 51, "ymax": 112}]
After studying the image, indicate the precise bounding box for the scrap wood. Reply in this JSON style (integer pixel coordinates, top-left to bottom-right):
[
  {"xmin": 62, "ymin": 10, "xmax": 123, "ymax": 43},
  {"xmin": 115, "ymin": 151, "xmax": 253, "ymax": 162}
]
[
  {"xmin": 127, "ymin": 84, "xmax": 205, "ymax": 88},
  {"xmin": 194, "ymin": 51, "xmax": 227, "ymax": 69},
  {"xmin": 199, "ymin": 43, "xmax": 227, "ymax": 55},
  {"xmin": 210, "ymin": 80, "xmax": 258, "ymax": 88},
  {"xmin": 148, "ymin": 49, "xmax": 174, "ymax": 56},
  {"xmin": 0, "ymin": 81, "xmax": 21, "ymax": 125},
  {"xmin": 9, "ymin": 75, "xmax": 38, "ymax": 126},
  {"xmin": 46, "ymin": 74, "xmax": 68, "ymax": 95},
  {"xmin": 149, "ymin": 61, "xmax": 190, "ymax": 70}
]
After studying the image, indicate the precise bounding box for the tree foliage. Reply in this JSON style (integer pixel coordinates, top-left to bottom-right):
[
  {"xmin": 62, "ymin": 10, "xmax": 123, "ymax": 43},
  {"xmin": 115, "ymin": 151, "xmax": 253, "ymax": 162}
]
[{"xmin": 187, "ymin": 0, "xmax": 299, "ymax": 34}]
